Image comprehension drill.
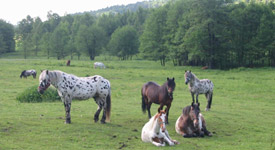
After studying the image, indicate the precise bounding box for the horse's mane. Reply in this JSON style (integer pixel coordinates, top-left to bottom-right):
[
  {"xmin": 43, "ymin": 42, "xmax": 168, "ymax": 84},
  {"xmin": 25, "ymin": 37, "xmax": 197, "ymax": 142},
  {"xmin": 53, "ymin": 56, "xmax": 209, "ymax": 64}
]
[
  {"xmin": 190, "ymin": 72, "xmax": 199, "ymax": 80},
  {"xmin": 182, "ymin": 105, "xmax": 192, "ymax": 116},
  {"xmin": 148, "ymin": 113, "xmax": 158, "ymax": 130},
  {"xmin": 147, "ymin": 111, "xmax": 165, "ymax": 130}
]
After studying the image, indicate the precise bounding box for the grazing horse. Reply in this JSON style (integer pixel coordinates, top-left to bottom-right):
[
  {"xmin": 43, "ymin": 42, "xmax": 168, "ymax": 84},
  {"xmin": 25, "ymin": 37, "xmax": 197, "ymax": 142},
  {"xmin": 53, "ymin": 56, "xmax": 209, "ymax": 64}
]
[
  {"xmin": 184, "ymin": 70, "xmax": 214, "ymax": 111},
  {"xmin": 94, "ymin": 62, "xmax": 105, "ymax": 69},
  {"xmin": 141, "ymin": 78, "xmax": 175, "ymax": 124},
  {"xmin": 175, "ymin": 102, "xmax": 212, "ymax": 138},
  {"xmin": 20, "ymin": 70, "xmax": 36, "ymax": 79},
  {"xmin": 38, "ymin": 70, "xmax": 111, "ymax": 124},
  {"xmin": 141, "ymin": 110, "xmax": 179, "ymax": 146}
]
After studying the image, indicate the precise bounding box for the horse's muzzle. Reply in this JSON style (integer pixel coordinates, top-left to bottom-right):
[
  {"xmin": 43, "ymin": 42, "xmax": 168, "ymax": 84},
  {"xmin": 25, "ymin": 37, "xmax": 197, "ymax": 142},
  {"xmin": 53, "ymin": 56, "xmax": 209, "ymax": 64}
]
[
  {"xmin": 185, "ymin": 81, "xmax": 188, "ymax": 85},
  {"xmin": 38, "ymin": 87, "xmax": 44, "ymax": 94}
]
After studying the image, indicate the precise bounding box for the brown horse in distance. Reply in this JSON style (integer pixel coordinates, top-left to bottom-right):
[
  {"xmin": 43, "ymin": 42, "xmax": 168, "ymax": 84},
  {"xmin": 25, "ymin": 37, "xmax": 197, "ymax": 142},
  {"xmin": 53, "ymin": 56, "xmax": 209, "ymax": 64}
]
[{"xmin": 141, "ymin": 78, "xmax": 175, "ymax": 124}]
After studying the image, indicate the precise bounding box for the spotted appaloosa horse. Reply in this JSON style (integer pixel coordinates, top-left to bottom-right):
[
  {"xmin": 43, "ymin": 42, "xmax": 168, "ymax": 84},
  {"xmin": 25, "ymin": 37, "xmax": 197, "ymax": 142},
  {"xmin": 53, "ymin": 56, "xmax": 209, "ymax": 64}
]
[
  {"xmin": 94, "ymin": 62, "xmax": 105, "ymax": 69},
  {"xmin": 38, "ymin": 70, "xmax": 111, "ymax": 124},
  {"xmin": 20, "ymin": 70, "xmax": 37, "ymax": 79},
  {"xmin": 141, "ymin": 78, "xmax": 176, "ymax": 124},
  {"xmin": 175, "ymin": 102, "xmax": 212, "ymax": 138},
  {"xmin": 141, "ymin": 110, "xmax": 179, "ymax": 146},
  {"xmin": 184, "ymin": 70, "xmax": 214, "ymax": 111}
]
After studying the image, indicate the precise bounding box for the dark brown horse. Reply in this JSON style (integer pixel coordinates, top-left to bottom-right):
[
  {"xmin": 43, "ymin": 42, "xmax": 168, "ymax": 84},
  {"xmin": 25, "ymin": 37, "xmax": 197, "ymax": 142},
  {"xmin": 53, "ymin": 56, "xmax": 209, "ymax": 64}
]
[
  {"xmin": 141, "ymin": 77, "xmax": 175, "ymax": 124},
  {"xmin": 66, "ymin": 60, "xmax": 71, "ymax": 66},
  {"xmin": 175, "ymin": 102, "xmax": 212, "ymax": 138}
]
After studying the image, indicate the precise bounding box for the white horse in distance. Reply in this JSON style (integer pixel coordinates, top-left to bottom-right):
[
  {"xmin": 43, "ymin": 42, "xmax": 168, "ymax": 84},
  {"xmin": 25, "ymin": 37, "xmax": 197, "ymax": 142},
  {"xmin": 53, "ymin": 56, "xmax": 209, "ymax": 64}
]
[{"xmin": 94, "ymin": 62, "xmax": 106, "ymax": 69}]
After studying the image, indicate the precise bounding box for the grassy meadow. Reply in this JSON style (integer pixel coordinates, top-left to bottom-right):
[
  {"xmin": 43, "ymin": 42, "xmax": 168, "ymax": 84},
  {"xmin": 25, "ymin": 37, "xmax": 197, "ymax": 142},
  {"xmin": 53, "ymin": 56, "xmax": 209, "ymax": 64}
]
[{"xmin": 0, "ymin": 59, "xmax": 275, "ymax": 150}]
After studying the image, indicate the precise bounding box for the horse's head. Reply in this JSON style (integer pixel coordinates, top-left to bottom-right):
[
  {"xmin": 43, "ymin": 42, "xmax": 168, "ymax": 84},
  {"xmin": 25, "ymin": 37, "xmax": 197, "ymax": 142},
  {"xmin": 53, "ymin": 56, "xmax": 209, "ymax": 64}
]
[
  {"xmin": 20, "ymin": 70, "xmax": 26, "ymax": 78},
  {"xmin": 38, "ymin": 70, "xmax": 51, "ymax": 94},
  {"xmin": 184, "ymin": 70, "xmax": 192, "ymax": 84},
  {"xmin": 190, "ymin": 102, "xmax": 201, "ymax": 129},
  {"xmin": 166, "ymin": 77, "xmax": 175, "ymax": 98},
  {"xmin": 156, "ymin": 109, "xmax": 167, "ymax": 133}
]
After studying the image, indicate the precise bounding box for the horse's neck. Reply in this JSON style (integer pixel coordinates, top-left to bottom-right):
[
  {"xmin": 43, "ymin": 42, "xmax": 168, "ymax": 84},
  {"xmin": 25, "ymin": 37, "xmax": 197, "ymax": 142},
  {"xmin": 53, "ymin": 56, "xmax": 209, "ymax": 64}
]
[
  {"xmin": 161, "ymin": 83, "xmax": 168, "ymax": 93},
  {"xmin": 190, "ymin": 74, "xmax": 200, "ymax": 86},
  {"xmin": 48, "ymin": 71, "xmax": 61, "ymax": 87},
  {"xmin": 150, "ymin": 117, "xmax": 161, "ymax": 134}
]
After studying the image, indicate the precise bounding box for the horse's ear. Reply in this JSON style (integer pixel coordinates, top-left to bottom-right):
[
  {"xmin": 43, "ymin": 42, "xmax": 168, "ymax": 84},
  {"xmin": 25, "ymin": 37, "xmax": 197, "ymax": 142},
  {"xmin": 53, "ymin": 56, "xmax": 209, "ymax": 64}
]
[
  {"xmin": 40, "ymin": 70, "xmax": 43, "ymax": 73},
  {"xmin": 198, "ymin": 103, "xmax": 200, "ymax": 107},
  {"xmin": 158, "ymin": 107, "xmax": 161, "ymax": 113},
  {"xmin": 172, "ymin": 77, "xmax": 175, "ymax": 81},
  {"xmin": 167, "ymin": 77, "xmax": 169, "ymax": 81},
  {"xmin": 46, "ymin": 70, "xmax": 49, "ymax": 75},
  {"xmin": 191, "ymin": 102, "xmax": 194, "ymax": 107}
]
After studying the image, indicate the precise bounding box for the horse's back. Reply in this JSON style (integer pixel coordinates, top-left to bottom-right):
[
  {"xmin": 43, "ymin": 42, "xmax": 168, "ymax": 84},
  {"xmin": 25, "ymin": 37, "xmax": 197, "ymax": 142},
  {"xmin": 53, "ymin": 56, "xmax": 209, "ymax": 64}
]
[
  {"xmin": 200, "ymin": 79, "xmax": 214, "ymax": 92},
  {"xmin": 142, "ymin": 82, "xmax": 159, "ymax": 91},
  {"xmin": 142, "ymin": 82, "xmax": 160, "ymax": 99}
]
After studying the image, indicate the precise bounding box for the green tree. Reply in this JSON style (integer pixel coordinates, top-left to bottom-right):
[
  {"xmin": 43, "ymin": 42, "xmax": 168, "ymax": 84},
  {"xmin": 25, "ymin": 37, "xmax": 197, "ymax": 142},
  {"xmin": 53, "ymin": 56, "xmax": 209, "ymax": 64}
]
[
  {"xmin": 140, "ymin": 6, "xmax": 168, "ymax": 66},
  {"xmin": 51, "ymin": 21, "xmax": 70, "ymax": 59},
  {"xmin": 0, "ymin": 20, "xmax": 15, "ymax": 55},
  {"xmin": 18, "ymin": 15, "xmax": 33, "ymax": 59},
  {"xmin": 108, "ymin": 25, "xmax": 139, "ymax": 60},
  {"xmin": 76, "ymin": 24, "xmax": 107, "ymax": 60},
  {"xmin": 31, "ymin": 17, "xmax": 43, "ymax": 56}
]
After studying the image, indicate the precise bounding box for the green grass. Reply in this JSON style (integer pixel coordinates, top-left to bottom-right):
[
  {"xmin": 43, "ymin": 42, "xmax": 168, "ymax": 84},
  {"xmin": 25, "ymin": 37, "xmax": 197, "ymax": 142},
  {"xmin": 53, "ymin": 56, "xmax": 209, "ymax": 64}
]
[{"xmin": 0, "ymin": 59, "xmax": 275, "ymax": 150}]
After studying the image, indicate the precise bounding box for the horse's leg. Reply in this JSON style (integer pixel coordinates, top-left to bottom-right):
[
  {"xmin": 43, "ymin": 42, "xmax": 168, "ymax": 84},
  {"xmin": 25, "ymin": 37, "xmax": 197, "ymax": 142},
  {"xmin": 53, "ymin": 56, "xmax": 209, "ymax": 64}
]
[
  {"xmin": 100, "ymin": 100, "xmax": 107, "ymax": 124},
  {"xmin": 147, "ymin": 102, "xmax": 152, "ymax": 119},
  {"xmin": 183, "ymin": 134, "xmax": 194, "ymax": 138},
  {"xmin": 191, "ymin": 93, "xmax": 195, "ymax": 103},
  {"xmin": 63, "ymin": 97, "xmax": 72, "ymax": 124},
  {"xmin": 94, "ymin": 97, "xmax": 103, "ymax": 123},
  {"xmin": 165, "ymin": 104, "xmax": 171, "ymax": 124},
  {"xmin": 151, "ymin": 141, "xmax": 165, "ymax": 147},
  {"xmin": 94, "ymin": 105, "xmax": 102, "ymax": 123},
  {"xmin": 163, "ymin": 130, "xmax": 179, "ymax": 145},
  {"xmin": 205, "ymin": 92, "xmax": 213, "ymax": 111},
  {"xmin": 151, "ymin": 138, "xmax": 165, "ymax": 147},
  {"xmin": 196, "ymin": 93, "xmax": 199, "ymax": 103}
]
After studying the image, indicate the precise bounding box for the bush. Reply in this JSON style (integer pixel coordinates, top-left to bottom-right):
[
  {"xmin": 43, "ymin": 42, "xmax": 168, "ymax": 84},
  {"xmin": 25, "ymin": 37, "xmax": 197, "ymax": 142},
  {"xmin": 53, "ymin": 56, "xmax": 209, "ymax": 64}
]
[{"xmin": 16, "ymin": 85, "xmax": 61, "ymax": 103}]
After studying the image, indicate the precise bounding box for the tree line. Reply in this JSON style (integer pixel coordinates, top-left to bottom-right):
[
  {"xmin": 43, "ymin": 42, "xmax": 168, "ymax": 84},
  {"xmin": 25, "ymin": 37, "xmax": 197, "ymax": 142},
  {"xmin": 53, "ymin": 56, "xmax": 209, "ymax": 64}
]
[{"xmin": 0, "ymin": 0, "xmax": 274, "ymax": 69}]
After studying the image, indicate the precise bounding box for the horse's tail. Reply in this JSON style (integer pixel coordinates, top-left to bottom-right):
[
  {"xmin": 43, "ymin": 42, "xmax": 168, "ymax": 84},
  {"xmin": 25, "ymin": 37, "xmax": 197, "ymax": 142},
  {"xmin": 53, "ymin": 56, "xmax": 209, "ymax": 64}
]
[
  {"xmin": 106, "ymin": 89, "xmax": 111, "ymax": 122},
  {"xmin": 209, "ymin": 92, "xmax": 213, "ymax": 106},
  {"xmin": 141, "ymin": 87, "xmax": 146, "ymax": 113}
]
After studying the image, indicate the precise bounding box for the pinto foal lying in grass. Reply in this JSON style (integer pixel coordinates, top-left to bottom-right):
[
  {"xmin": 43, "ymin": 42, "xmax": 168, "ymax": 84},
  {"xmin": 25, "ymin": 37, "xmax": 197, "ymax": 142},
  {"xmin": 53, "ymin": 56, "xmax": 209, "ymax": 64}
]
[{"xmin": 141, "ymin": 109, "xmax": 179, "ymax": 146}]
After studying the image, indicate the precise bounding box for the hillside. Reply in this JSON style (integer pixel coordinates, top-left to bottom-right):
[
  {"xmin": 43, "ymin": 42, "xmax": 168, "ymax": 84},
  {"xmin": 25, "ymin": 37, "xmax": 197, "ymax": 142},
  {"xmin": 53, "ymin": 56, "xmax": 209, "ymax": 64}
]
[{"xmin": 75, "ymin": 0, "xmax": 170, "ymax": 16}]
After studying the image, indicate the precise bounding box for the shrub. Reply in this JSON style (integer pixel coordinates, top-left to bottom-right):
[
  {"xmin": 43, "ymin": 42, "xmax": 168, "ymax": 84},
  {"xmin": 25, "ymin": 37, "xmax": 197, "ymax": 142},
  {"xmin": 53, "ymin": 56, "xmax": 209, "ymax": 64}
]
[{"xmin": 16, "ymin": 85, "xmax": 60, "ymax": 103}]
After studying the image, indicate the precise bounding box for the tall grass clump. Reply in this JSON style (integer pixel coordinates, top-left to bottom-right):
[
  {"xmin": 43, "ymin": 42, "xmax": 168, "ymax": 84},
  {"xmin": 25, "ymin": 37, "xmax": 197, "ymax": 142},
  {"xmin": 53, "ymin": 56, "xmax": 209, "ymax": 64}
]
[{"xmin": 16, "ymin": 86, "xmax": 60, "ymax": 103}]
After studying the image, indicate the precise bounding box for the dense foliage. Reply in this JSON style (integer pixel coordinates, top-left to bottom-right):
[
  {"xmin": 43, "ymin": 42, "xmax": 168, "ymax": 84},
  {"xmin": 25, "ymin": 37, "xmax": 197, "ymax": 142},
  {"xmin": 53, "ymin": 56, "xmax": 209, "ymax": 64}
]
[
  {"xmin": 0, "ymin": 20, "xmax": 15, "ymax": 55},
  {"xmin": 16, "ymin": 86, "xmax": 60, "ymax": 103},
  {"xmin": 0, "ymin": 0, "xmax": 274, "ymax": 69}
]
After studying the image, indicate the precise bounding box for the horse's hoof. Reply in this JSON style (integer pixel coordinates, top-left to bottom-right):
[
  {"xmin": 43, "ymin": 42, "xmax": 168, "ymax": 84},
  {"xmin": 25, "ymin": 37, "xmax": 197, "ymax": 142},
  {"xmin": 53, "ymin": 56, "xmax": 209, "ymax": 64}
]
[
  {"xmin": 65, "ymin": 121, "xmax": 71, "ymax": 124},
  {"xmin": 100, "ymin": 120, "xmax": 106, "ymax": 124},
  {"xmin": 205, "ymin": 108, "xmax": 210, "ymax": 111},
  {"xmin": 173, "ymin": 140, "xmax": 180, "ymax": 144},
  {"xmin": 207, "ymin": 133, "xmax": 213, "ymax": 137},
  {"xmin": 94, "ymin": 119, "xmax": 99, "ymax": 123}
]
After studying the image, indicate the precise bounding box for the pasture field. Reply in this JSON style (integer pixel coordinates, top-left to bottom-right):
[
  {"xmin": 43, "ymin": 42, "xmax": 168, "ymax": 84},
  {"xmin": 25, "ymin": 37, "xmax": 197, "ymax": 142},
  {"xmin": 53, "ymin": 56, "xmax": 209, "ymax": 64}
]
[{"xmin": 0, "ymin": 59, "xmax": 275, "ymax": 150}]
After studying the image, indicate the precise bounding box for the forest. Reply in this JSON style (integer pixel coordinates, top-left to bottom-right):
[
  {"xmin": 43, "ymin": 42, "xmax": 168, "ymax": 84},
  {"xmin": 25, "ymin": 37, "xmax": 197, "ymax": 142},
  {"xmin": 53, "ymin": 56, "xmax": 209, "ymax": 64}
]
[{"xmin": 0, "ymin": 0, "xmax": 274, "ymax": 69}]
